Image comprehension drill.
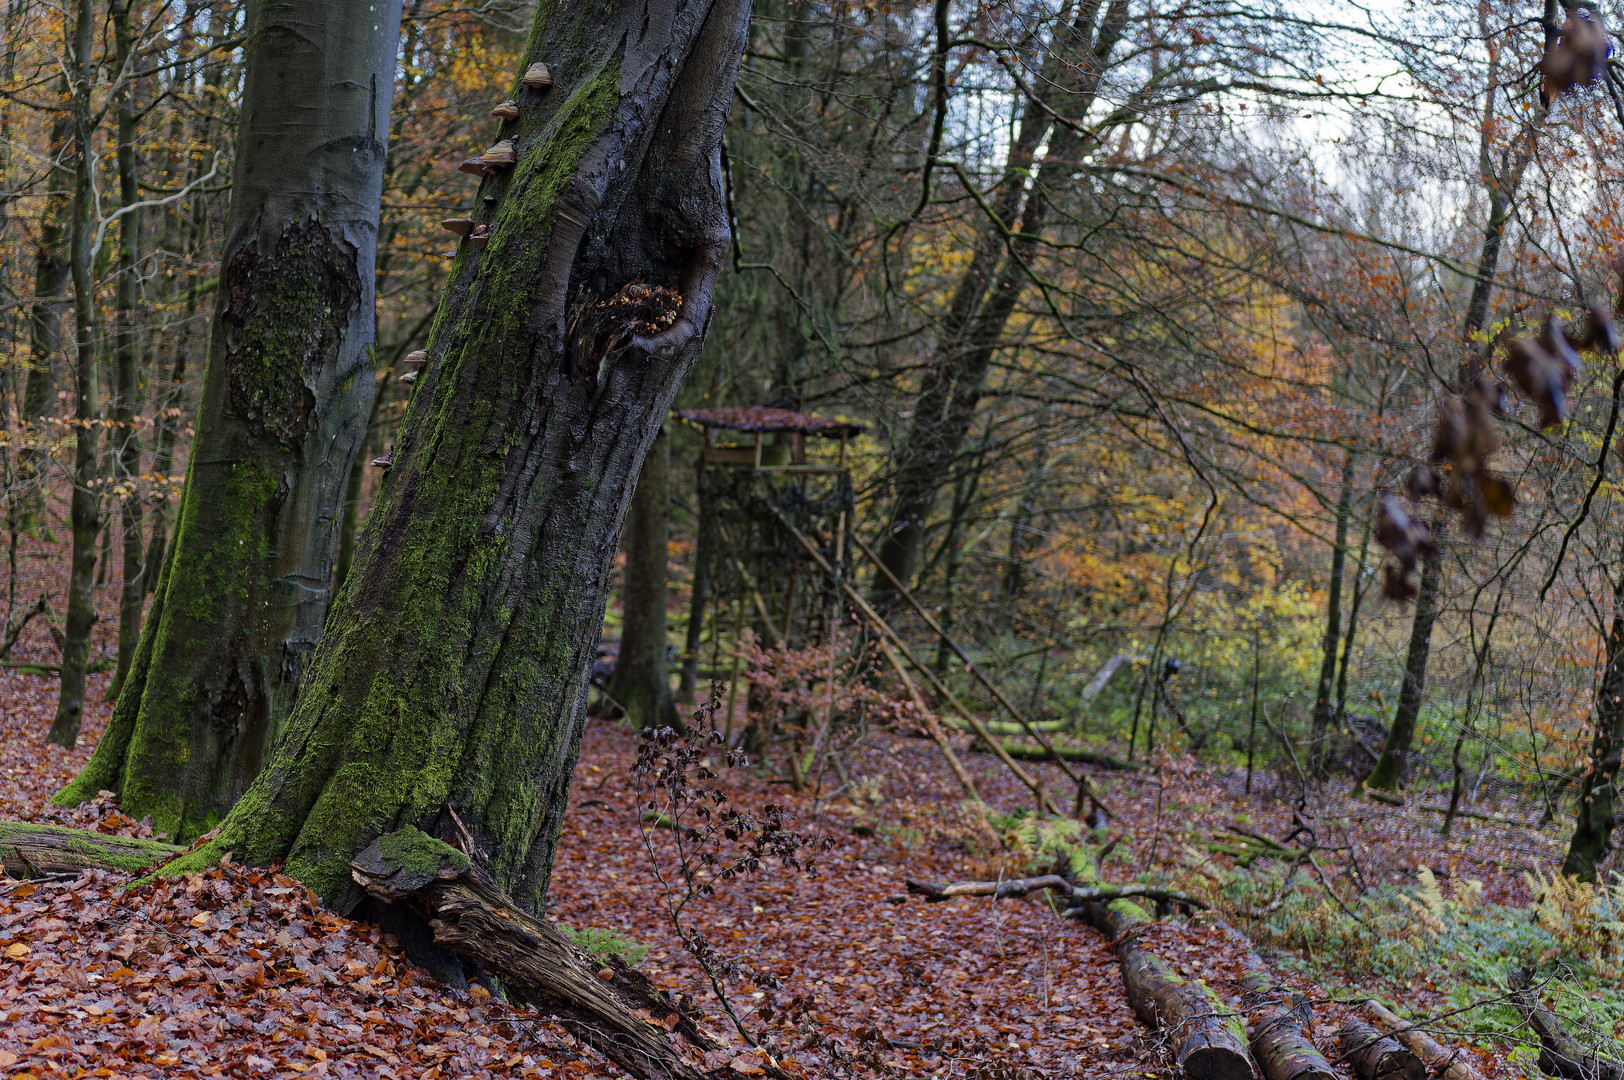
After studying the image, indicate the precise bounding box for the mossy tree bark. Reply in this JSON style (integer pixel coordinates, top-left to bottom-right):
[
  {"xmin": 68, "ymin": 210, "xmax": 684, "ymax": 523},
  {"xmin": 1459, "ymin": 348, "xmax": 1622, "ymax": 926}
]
[
  {"xmin": 159, "ymin": 0, "xmax": 751, "ymax": 919},
  {"xmin": 1562, "ymin": 571, "xmax": 1624, "ymax": 881},
  {"xmin": 47, "ymin": 0, "xmax": 103, "ymax": 749},
  {"xmin": 56, "ymin": 0, "xmax": 404, "ymax": 826},
  {"xmin": 606, "ymin": 428, "xmax": 678, "ymax": 729}
]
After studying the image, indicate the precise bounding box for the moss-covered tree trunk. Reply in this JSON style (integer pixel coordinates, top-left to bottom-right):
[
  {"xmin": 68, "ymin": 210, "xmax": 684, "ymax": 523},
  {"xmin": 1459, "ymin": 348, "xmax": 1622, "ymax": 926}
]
[
  {"xmin": 56, "ymin": 0, "xmax": 404, "ymax": 827},
  {"xmin": 1563, "ymin": 572, "xmax": 1624, "ymax": 881},
  {"xmin": 47, "ymin": 0, "xmax": 102, "ymax": 749},
  {"xmin": 164, "ymin": 0, "xmax": 750, "ymax": 919},
  {"xmin": 607, "ymin": 428, "xmax": 678, "ymax": 728}
]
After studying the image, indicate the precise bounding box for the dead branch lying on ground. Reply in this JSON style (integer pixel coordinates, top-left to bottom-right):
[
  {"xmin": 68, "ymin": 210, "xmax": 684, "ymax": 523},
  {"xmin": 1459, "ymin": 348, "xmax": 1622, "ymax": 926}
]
[
  {"xmin": 1509, "ymin": 970, "xmax": 1624, "ymax": 1080},
  {"xmin": 0, "ymin": 821, "xmax": 178, "ymax": 878},
  {"xmin": 904, "ymin": 874, "xmax": 1206, "ymax": 909}
]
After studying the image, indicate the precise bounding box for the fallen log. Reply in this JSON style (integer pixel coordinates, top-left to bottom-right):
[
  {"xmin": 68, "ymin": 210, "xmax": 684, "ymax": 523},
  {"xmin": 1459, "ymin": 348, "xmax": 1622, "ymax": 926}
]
[
  {"xmin": 1363, "ymin": 999, "xmax": 1477, "ymax": 1080},
  {"xmin": 966, "ymin": 737, "xmax": 1139, "ymax": 770},
  {"xmin": 351, "ymin": 827, "xmax": 785, "ymax": 1080},
  {"xmin": 1068, "ymin": 848, "xmax": 1252, "ymax": 1080},
  {"xmin": 1239, "ymin": 972, "xmax": 1335, "ymax": 1080},
  {"xmin": 1509, "ymin": 970, "xmax": 1624, "ymax": 1080},
  {"xmin": 905, "ymin": 874, "xmax": 1206, "ymax": 909},
  {"xmin": 1340, "ymin": 1018, "xmax": 1424, "ymax": 1080},
  {"xmin": 0, "ymin": 821, "xmax": 179, "ymax": 878}
]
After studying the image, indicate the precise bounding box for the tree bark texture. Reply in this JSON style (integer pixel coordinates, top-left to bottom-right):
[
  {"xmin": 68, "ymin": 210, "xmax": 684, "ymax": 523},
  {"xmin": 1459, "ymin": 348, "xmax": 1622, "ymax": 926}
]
[
  {"xmin": 158, "ymin": 0, "xmax": 751, "ymax": 919},
  {"xmin": 1362, "ymin": 999, "xmax": 1477, "ymax": 1080},
  {"xmin": 606, "ymin": 427, "xmax": 678, "ymax": 728},
  {"xmin": 1365, "ymin": 538, "xmax": 1442, "ymax": 793},
  {"xmin": 874, "ymin": 0, "xmax": 1128, "ymax": 600},
  {"xmin": 47, "ymin": 0, "xmax": 103, "ymax": 749},
  {"xmin": 0, "ymin": 821, "xmax": 178, "ymax": 879},
  {"xmin": 57, "ymin": 0, "xmax": 404, "ymax": 827},
  {"xmin": 1240, "ymin": 973, "xmax": 1335, "ymax": 1080},
  {"xmin": 677, "ymin": 461, "xmax": 721, "ymax": 700},
  {"xmin": 1562, "ymin": 573, "xmax": 1624, "ymax": 880},
  {"xmin": 19, "ymin": 109, "xmax": 73, "ymax": 537},
  {"xmin": 1309, "ymin": 449, "xmax": 1354, "ymax": 777},
  {"xmin": 1338, "ymin": 1019, "xmax": 1424, "ymax": 1080}
]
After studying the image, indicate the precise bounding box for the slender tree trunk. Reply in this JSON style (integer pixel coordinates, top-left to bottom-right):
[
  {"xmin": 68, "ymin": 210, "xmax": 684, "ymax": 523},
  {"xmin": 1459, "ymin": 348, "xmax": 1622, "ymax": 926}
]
[
  {"xmin": 142, "ymin": 316, "xmax": 194, "ymax": 595},
  {"xmin": 47, "ymin": 0, "xmax": 101, "ymax": 748},
  {"xmin": 678, "ymin": 458, "xmax": 719, "ymax": 701},
  {"xmin": 1310, "ymin": 448, "xmax": 1355, "ymax": 777},
  {"xmin": 1563, "ymin": 571, "xmax": 1624, "ymax": 881},
  {"xmin": 56, "ymin": 0, "xmax": 405, "ymax": 827},
  {"xmin": 19, "ymin": 109, "xmax": 74, "ymax": 539},
  {"xmin": 159, "ymin": 0, "xmax": 751, "ymax": 923},
  {"xmin": 1365, "ymin": 536, "xmax": 1443, "ymax": 794},
  {"xmin": 874, "ymin": 0, "xmax": 1128, "ymax": 600},
  {"xmin": 108, "ymin": 0, "xmax": 147, "ymax": 701},
  {"xmin": 607, "ymin": 428, "xmax": 678, "ymax": 729}
]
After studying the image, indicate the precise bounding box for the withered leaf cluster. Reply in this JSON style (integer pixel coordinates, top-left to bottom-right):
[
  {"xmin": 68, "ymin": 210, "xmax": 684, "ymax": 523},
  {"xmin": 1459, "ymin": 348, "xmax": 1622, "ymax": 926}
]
[
  {"xmin": 1377, "ymin": 267, "xmax": 1622, "ymax": 602},
  {"xmin": 1542, "ymin": 14, "xmax": 1609, "ymax": 102}
]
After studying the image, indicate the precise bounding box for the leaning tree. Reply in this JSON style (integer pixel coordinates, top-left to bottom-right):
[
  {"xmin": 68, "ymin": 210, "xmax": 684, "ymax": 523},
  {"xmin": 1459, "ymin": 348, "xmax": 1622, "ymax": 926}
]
[
  {"xmin": 159, "ymin": 0, "xmax": 750, "ymax": 916},
  {"xmin": 56, "ymin": 0, "xmax": 405, "ymax": 827}
]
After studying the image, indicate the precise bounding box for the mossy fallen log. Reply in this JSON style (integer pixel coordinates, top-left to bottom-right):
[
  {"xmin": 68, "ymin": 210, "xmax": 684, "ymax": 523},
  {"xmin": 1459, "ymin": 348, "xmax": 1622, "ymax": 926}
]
[
  {"xmin": 1363, "ymin": 999, "xmax": 1478, "ymax": 1080},
  {"xmin": 1339, "ymin": 1018, "xmax": 1424, "ymax": 1080},
  {"xmin": 1240, "ymin": 972, "xmax": 1335, "ymax": 1080},
  {"xmin": 904, "ymin": 874, "xmax": 1205, "ymax": 909},
  {"xmin": 965, "ymin": 737, "xmax": 1139, "ymax": 770},
  {"xmin": 351, "ymin": 827, "xmax": 787, "ymax": 1080},
  {"xmin": 0, "ymin": 821, "xmax": 179, "ymax": 878},
  {"xmin": 1068, "ymin": 847, "xmax": 1252, "ymax": 1080}
]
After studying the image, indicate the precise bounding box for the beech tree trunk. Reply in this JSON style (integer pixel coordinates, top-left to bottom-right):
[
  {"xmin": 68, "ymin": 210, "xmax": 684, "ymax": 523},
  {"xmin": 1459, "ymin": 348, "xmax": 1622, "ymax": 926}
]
[
  {"xmin": 19, "ymin": 109, "xmax": 73, "ymax": 539},
  {"xmin": 1562, "ymin": 571, "xmax": 1624, "ymax": 880},
  {"xmin": 56, "ymin": 0, "xmax": 404, "ymax": 826},
  {"xmin": 607, "ymin": 428, "xmax": 678, "ymax": 728},
  {"xmin": 107, "ymin": 0, "xmax": 147, "ymax": 701},
  {"xmin": 47, "ymin": 0, "xmax": 102, "ymax": 749},
  {"xmin": 159, "ymin": 0, "xmax": 750, "ymax": 924}
]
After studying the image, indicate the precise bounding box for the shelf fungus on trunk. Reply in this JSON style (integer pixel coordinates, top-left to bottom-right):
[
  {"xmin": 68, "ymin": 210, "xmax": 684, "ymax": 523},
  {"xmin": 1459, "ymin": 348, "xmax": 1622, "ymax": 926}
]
[
  {"xmin": 480, "ymin": 139, "xmax": 516, "ymax": 167},
  {"xmin": 370, "ymin": 455, "xmax": 392, "ymax": 469},
  {"xmin": 400, "ymin": 371, "xmax": 418, "ymax": 384},
  {"xmin": 457, "ymin": 157, "xmax": 491, "ymax": 177},
  {"xmin": 404, "ymin": 350, "xmax": 428, "ymax": 370},
  {"xmin": 441, "ymin": 217, "xmax": 475, "ymax": 236},
  {"xmin": 469, "ymin": 225, "xmax": 492, "ymax": 249},
  {"xmin": 521, "ymin": 61, "xmax": 552, "ymax": 88},
  {"xmin": 490, "ymin": 100, "xmax": 520, "ymax": 120}
]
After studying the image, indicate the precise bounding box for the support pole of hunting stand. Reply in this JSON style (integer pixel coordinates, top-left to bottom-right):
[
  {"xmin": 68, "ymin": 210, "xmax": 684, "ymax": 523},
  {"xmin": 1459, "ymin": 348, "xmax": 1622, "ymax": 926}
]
[{"xmin": 770, "ymin": 507, "xmax": 1064, "ymax": 815}]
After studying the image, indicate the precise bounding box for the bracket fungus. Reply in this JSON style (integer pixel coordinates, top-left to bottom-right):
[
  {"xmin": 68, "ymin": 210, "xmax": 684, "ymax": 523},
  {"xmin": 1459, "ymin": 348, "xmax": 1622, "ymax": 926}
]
[
  {"xmin": 441, "ymin": 217, "xmax": 475, "ymax": 236},
  {"xmin": 521, "ymin": 62, "xmax": 552, "ymax": 88},
  {"xmin": 457, "ymin": 158, "xmax": 492, "ymax": 177},
  {"xmin": 370, "ymin": 456, "xmax": 393, "ymax": 470},
  {"xmin": 400, "ymin": 370, "xmax": 419, "ymax": 384},
  {"xmin": 404, "ymin": 350, "xmax": 429, "ymax": 370},
  {"xmin": 490, "ymin": 100, "xmax": 521, "ymax": 120},
  {"xmin": 480, "ymin": 140, "xmax": 516, "ymax": 167}
]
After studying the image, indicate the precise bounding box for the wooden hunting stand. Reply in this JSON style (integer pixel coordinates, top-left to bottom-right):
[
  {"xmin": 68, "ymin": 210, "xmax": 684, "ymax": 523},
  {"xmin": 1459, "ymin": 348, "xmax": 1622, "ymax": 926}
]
[{"xmin": 672, "ymin": 407, "xmax": 860, "ymax": 738}]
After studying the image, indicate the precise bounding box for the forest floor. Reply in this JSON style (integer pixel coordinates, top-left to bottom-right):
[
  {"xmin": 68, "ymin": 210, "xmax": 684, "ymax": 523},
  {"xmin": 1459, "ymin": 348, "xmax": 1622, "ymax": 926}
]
[
  {"xmin": 0, "ymin": 539, "xmax": 1557, "ymax": 1079},
  {"xmin": 0, "ymin": 659, "xmax": 1548, "ymax": 1078}
]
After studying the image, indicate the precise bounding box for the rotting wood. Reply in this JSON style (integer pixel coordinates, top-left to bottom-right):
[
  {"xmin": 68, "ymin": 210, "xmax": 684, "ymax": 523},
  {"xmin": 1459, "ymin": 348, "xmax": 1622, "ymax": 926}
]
[
  {"xmin": 1363, "ymin": 999, "xmax": 1477, "ymax": 1080},
  {"xmin": 1509, "ymin": 970, "xmax": 1624, "ymax": 1080},
  {"xmin": 1240, "ymin": 972, "xmax": 1335, "ymax": 1080},
  {"xmin": 351, "ymin": 828, "xmax": 788, "ymax": 1080},
  {"xmin": 0, "ymin": 821, "xmax": 179, "ymax": 878},
  {"xmin": 1340, "ymin": 1018, "xmax": 1425, "ymax": 1080}
]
